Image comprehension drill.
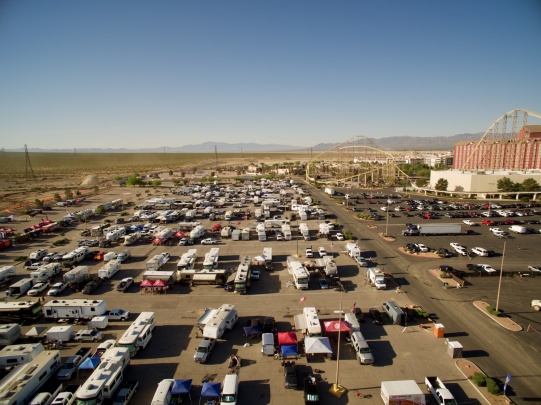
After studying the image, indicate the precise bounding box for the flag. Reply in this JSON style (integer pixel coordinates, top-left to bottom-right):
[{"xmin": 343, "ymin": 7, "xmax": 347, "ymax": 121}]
[
  {"xmin": 299, "ymin": 296, "xmax": 306, "ymax": 303},
  {"xmin": 503, "ymin": 374, "xmax": 511, "ymax": 394},
  {"xmin": 350, "ymin": 302, "xmax": 356, "ymax": 313}
]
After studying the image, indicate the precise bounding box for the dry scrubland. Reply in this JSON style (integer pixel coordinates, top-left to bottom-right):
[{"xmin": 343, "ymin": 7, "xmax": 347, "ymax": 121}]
[{"xmin": 0, "ymin": 152, "xmax": 309, "ymax": 212}]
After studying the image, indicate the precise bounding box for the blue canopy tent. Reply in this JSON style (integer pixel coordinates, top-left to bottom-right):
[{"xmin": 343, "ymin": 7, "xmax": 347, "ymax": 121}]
[
  {"xmin": 171, "ymin": 379, "xmax": 192, "ymax": 404},
  {"xmin": 77, "ymin": 357, "xmax": 100, "ymax": 378},
  {"xmin": 281, "ymin": 344, "xmax": 298, "ymax": 358},
  {"xmin": 243, "ymin": 324, "xmax": 263, "ymax": 339},
  {"xmin": 199, "ymin": 382, "xmax": 221, "ymax": 405}
]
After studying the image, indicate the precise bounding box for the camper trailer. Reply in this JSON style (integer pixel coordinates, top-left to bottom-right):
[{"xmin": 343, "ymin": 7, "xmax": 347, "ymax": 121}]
[
  {"xmin": 176, "ymin": 249, "xmax": 197, "ymax": 270},
  {"xmin": 202, "ymin": 304, "xmax": 238, "ymax": 339},
  {"xmin": 43, "ymin": 299, "xmax": 108, "ymax": 320}
]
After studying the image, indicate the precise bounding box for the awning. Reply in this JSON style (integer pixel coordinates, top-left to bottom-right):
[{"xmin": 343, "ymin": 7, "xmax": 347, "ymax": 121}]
[
  {"xmin": 200, "ymin": 382, "xmax": 221, "ymax": 398},
  {"xmin": 277, "ymin": 332, "xmax": 297, "ymax": 346},
  {"xmin": 304, "ymin": 337, "xmax": 333, "ymax": 354},
  {"xmin": 323, "ymin": 320, "xmax": 351, "ymax": 333},
  {"xmin": 293, "ymin": 314, "xmax": 307, "ymax": 331},
  {"xmin": 281, "ymin": 344, "xmax": 298, "ymax": 357}
]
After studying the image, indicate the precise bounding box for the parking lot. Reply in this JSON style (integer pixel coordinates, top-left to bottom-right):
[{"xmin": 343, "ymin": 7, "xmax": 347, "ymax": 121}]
[{"xmin": 2, "ymin": 179, "xmax": 541, "ymax": 404}]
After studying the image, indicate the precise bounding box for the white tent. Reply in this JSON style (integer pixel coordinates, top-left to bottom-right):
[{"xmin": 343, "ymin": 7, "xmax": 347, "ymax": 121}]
[{"xmin": 304, "ymin": 337, "xmax": 333, "ymax": 354}]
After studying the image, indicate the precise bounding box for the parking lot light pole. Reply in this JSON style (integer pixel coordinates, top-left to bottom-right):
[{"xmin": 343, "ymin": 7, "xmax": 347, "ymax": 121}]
[
  {"xmin": 495, "ymin": 238, "xmax": 507, "ymax": 311},
  {"xmin": 385, "ymin": 202, "xmax": 390, "ymax": 236}
]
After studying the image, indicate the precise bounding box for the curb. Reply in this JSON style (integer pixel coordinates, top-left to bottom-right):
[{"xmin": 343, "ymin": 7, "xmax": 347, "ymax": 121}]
[
  {"xmin": 455, "ymin": 359, "xmax": 492, "ymax": 405},
  {"xmin": 473, "ymin": 301, "xmax": 523, "ymax": 332}
]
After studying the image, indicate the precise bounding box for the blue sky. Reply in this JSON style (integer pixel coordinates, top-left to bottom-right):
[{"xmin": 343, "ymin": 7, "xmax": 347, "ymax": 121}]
[{"xmin": 1, "ymin": 0, "xmax": 540, "ymax": 149}]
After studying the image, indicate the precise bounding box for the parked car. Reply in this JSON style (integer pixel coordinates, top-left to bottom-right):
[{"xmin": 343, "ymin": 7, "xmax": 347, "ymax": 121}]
[
  {"xmin": 112, "ymin": 381, "xmax": 139, "ymax": 405},
  {"xmin": 57, "ymin": 355, "xmax": 84, "ymax": 380},
  {"xmin": 439, "ymin": 265, "xmax": 453, "ymax": 273},
  {"xmin": 107, "ymin": 309, "xmax": 131, "ymax": 321},
  {"xmin": 467, "ymin": 263, "xmax": 480, "ymax": 271},
  {"xmin": 74, "ymin": 329, "xmax": 103, "ymax": 342},
  {"xmin": 99, "ymin": 239, "xmax": 111, "ymax": 248},
  {"xmin": 415, "ymin": 244, "xmax": 429, "ymax": 252},
  {"xmin": 24, "ymin": 261, "xmax": 44, "ymax": 271},
  {"xmin": 193, "ymin": 338, "xmax": 216, "ymax": 364},
  {"xmin": 284, "ymin": 362, "xmax": 298, "ymax": 389},
  {"xmin": 82, "ymin": 279, "xmax": 101, "ymax": 294},
  {"xmin": 369, "ymin": 308, "xmax": 384, "ymax": 325},
  {"xmin": 305, "ymin": 248, "xmax": 313, "ymax": 258},
  {"xmin": 463, "ymin": 220, "xmax": 477, "ymax": 226},
  {"xmin": 251, "ymin": 269, "xmax": 260, "ymax": 280},
  {"xmin": 528, "ymin": 266, "xmax": 541, "ymax": 273},
  {"xmin": 353, "ymin": 307, "xmax": 365, "ymax": 323},
  {"xmin": 28, "ymin": 282, "xmax": 49, "ymax": 296},
  {"xmin": 48, "ymin": 282, "xmax": 67, "ymax": 296},
  {"xmin": 116, "ymin": 278, "xmax": 134, "ymax": 292},
  {"xmin": 479, "ymin": 264, "xmax": 498, "ymax": 274},
  {"xmin": 200, "ymin": 238, "xmax": 218, "ymax": 245},
  {"xmin": 317, "ymin": 247, "xmax": 327, "ymax": 257},
  {"xmin": 335, "ymin": 233, "xmax": 344, "ymax": 241},
  {"xmin": 318, "ymin": 278, "xmax": 329, "ymax": 289},
  {"xmin": 437, "ymin": 248, "xmax": 452, "ymax": 258}
]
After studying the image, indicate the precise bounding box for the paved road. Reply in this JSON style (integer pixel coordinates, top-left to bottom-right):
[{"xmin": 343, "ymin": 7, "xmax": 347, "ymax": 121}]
[{"xmin": 306, "ymin": 183, "xmax": 541, "ymax": 403}]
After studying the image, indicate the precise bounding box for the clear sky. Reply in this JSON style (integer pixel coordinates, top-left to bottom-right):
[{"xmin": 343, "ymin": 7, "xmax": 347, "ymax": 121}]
[{"xmin": 1, "ymin": 0, "xmax": 540, "ymax": 149}]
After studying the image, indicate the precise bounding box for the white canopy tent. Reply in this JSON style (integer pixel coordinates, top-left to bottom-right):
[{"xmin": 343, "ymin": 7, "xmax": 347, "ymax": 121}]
[{"xmin": 304, "ymin": 337, "xmax": 333, "ymax": 354}]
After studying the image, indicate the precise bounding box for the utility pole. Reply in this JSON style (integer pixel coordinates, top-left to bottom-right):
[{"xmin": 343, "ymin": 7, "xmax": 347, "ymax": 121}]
[
  {"xmin": 215, "ymin": 145, "xmax": 218, "ymax": 170},
  {"xmin": 24, "ymin": 144, "xmax": 35, "ymax": 181},
  {"xmin": 495, "ymin": 238, "xmax": 507, "ymax": 311}
]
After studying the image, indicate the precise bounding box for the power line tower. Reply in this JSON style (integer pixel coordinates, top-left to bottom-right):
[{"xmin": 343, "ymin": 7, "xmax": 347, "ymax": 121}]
[{"xmin": 25, "ymin": 144, "xmax": 36, "ymax": 181}]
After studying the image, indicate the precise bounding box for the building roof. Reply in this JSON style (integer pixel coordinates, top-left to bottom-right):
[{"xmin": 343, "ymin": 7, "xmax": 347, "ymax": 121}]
[{"xmin": 525, "ymin": 125, "xmax": 541, "ymax": 133}]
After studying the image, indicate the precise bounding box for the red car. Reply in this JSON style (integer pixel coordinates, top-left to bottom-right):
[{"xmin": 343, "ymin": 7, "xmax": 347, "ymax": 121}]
[{"xmin": 93, "ymin": 251, "xmax": 106, "ymax": 261}]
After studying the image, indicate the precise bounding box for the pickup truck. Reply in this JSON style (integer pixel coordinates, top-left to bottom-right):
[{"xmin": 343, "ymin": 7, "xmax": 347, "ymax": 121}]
[
  {"xmin": 193, "ymin": 338, "xmax": 216, "ymax": 364},
  {"xmin": 425, "ymin": 376, "xmax": 458, "ymax": 405},
  {"xmin": 74, "ymin": 347, "xmax": 92, "ymax": 362},
  {"xmin": 112, "ymin": 380, "xmax": 139, "ymax": 405},
  {"xmin": 304, "ymin": 376, "xmax": 320, "ymax": 404},
  {"xmin": 51, "ymin": 385, "xmax": 79, "ymax": 405},
  {"xmin": 57, "ymin": 355, "xmax": 84, "ymax": 380},
  {"xmin": 284, "ymin": 361, "xmax": 298, "ymax": 389}
]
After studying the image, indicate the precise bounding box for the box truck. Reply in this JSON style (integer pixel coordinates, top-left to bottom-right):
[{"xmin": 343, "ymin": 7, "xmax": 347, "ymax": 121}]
[
  {"xmin": 368, "ymin": 268, "xmax": 386, "ymax": 290},
  {"xmin": 381, "ymin": 380, "xmax": 425, "ymax": 405}
]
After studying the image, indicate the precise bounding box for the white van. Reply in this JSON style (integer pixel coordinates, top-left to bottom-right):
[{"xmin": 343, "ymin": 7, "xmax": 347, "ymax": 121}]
[
  {"xmin": 350, "ymin": 332, "xmax": 374, "ymax": 365},
  {"xmin": 151, "ymin": 379, "xmax": 174, "ymax": 405},
  {"xmin": 30, "ymin": 392, "xmax": 54, "ymax": 405},
  {"xmin": 344, "ymin": 313, "xmax": 360, "ymax": 332},
  {"xmin": 220, "ymin": 373, "xmax": 239, "ymax": 405},
  {"xmin": 261, "ymin": 333, "xmax": 275, "ymax": 356}
]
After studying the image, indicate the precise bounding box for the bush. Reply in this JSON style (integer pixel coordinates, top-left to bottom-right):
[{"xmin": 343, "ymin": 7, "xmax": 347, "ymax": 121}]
[
  {"xmin": 472, "ymin": 372, "xmax": 486, "ymax": 386},
  {"xmin": 14, "ymin": 256, "xmax": 27, "ymax": 262},
  {"xmin": 486, "ymin": 378, "xmax": 501, "ymax": 395},
  {"xmin": 486, "ymin": 306, "xmax": 502, "ymax": 317},
  {"xmin": 52, "ymin": 238, "xmax": 69, "ymax": 246}
]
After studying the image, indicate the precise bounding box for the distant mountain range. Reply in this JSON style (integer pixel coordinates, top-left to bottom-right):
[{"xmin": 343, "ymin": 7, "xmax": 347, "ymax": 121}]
[{"xmin": 3, "ymin": 133, "xmax": 484, "ymax": 153}]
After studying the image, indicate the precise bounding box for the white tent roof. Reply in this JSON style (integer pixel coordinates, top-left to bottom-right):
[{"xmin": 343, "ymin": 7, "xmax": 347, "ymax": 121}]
[{"xmin": 304, "ymin": 337, "xmax": 333, "ymax": 354}]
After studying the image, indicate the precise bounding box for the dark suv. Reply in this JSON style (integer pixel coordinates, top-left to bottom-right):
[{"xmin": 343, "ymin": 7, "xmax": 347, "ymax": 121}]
[
  {"xmin": 353, "ymin": 307, "xmax": 365, "ymax": 323},
  {"xmin": 82, "ymin": 279, "xmax": 101, "ymax": 294}
]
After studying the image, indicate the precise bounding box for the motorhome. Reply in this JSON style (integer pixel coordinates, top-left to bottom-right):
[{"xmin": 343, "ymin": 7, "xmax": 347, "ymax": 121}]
[
  {"xmin": 0, "ymin": 343, "xmax": 44, "ymax": 369},
  {"xmin": 299, "ymin": 223, "xmax": 310, "ymax": 241},
  {"xmin": 178, "ymin": 269, "xmax": 228, "ymax": 285},
  {"xmin": 30, "ymin": 263, "xmax": 62, "ymax": 283},
  {"xmin": 116, "ymin": 312, "xmax": 156, "ymax": 357},
  {"xmin": 346, "ymin": 242, "xmax": 361, "ymax": 259},
  {"xmin": 177, "ymin": 249, "xmax": 197, "ymax": 270},
  {"xmin": 202, "ymin": 304, "xmax": 238, "ymax": 339},
  {"xmin": 75, "ymin": 347, "xmax": 130, "ymax": 405},
  {"xmin": 189, "ymin": 224, "xmax": 205, "ymax": 240},
  {"xmin": 287, "ymin": 257, "xmax": 309, "ymax": 290},
  {"xmin": 123, "ymin": 232, "xmax": 141, "ymax": 246},
  {"xmin": 0, "ymin": 301, "xmax": 43, "ymax": 324},
  {"xmin": 98, "ymin": 260, "xmax": 121, "ymax": 280},
  {"xmin": 262, "ymin": 247, "xmax": 273, "ymax": 271},
  {"xmin": 43, "ymin": 299, "xmax": 108, "ymax": 320},
  {"xmin": 281, "ymin": 224, "xmax": 292, "ymax": 241},
  {"xmin": 0, "ymin": 350, "xmax": 61, "ymax": 405},
  {"xmin": 294, "ymin": 307, "xmax": 322, "ymax": 337},
  {"xmin": 368, "ymin": 268, "xmax": 386, "ymax": 290},
  {"xmin": 264, "ymin": 219, "xmax": 289, "ymax": 228},
  {"xmin": 62, "ymin": 247, "xmax": 87, "ymax": 267},
  {"xmin": 203, "ymin": 248, "xmax": 220, "ymax": 270},
  {"xmin": 0, "ymin": 324, "xmax": 21, "ymax": 347},
  {"xmin": 256, "ymin": 223, "xmax": 266, "ymax": 241},
  {"xmin": 146, "ymin": 252, "xmax": 170, "ymax": 272},
  {"xmin": 234, "ymin": 256, "xmax": 252, "ymax": 294},
  {"xmin": 241, "ymin": 228, "xmax": 250, "ymax": 241}
]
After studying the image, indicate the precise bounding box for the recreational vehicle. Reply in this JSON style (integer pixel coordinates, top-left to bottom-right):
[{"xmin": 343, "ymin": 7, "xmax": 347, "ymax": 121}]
[
  {"xmin": 202, "ymin": 304, "xmax": 238, "ymax": 339},
  {"xmin": 233, "ymin": 256, "xmax": 252, "ymax": 294},
  {"xmin": 0, "ymin": 301, "xmax": 43, "ymax": 323},
  {"xmin": 43, "ymin": 299, "xmax": 108, "ymax": 320},
  {"xmin": 116, "ymin": 312, "xmax": 156, "ymax": 357},
  {"xmin": 176, "ymin": 249, "xmax": 197, "ymax": 270},
  {"xmin": 202, "ymin": 248, "xmax": 220, "ymax": 270}
]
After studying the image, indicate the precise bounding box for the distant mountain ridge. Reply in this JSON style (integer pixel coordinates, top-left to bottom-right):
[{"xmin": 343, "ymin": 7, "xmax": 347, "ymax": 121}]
[{"xmin": 3, "ymin": 133, "xmax": 484, "ymax": 153}]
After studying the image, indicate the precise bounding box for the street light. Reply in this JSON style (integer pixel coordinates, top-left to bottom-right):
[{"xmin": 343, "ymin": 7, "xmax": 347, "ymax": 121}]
[
  {"xmin": 329, "ymin": 290, "xmax": 346, "ymax": 398},
  {"xmin": 385, "ymin": 202, "xmax": 390, "ymax": 236},
  {"xmin": 495, "ymin": 237, "xmax": 507, "ymax": 311}
]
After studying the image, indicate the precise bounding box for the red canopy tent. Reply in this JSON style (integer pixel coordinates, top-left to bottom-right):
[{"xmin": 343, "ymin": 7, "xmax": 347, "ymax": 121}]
[
  {"xmin": 152, "ymin": 279, "xmax": 166, "ymax": 287},
  {"xmin": 174, "ymin": 230, "xmax": 185, "ymax": 238},
  {"xmin": 140, "ymin": 279, "xmax": 153, "ymax": 288},
  {"xmin": 323, "ymin": 320, "xmax": 351, "ymax": 333},
  {"xmin": 277, "ymin": 332, "xmax": 297, "ymax": 346}
]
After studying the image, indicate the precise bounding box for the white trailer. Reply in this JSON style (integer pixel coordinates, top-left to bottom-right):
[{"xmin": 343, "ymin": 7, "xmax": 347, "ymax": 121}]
[
  {"xmin": 62, "ymin": 266, "xmax": 89, "ymax": 284},
  {"xmin": 368, "ymin": 267, "xmax": 386, "ymax": 290},
  {"xmin": 416, "ymin": 224, "xmax": 462, "ymax": 236},
  {"xmin": 241, "ymin": 228, "xmax": 251, "ymax": 241},
  {"xmin": 123, "ymin": 232, "xmax": 141, "ymax": 246},
  {"xmin": 146, "ymin": 253, "xmax": 170, "ymax": 271},
  {"xmin": 264, "ymin": 219, "xmax": 289, "ymax": 228},
  {"xmin": 324, "ymin": 187, "xmax": 335, "ymax": 196},
  {"xmin": 256, "ymin": 223, "xmax": 266, "ymax": 241},
  {"xmin": 30, "ymin": 263, "xmax": 61, "ymax": 283},
  {"xmin": 346, "ymin": 242, "xmax": 361, "ymax": 259},
  {"xmin": 221, "ymin": 226, "xmax": 232, "ymax": 238},
  {"xmin": 0, "ymin": 343, "xmax": 44, "ymax": 368},
  {"xmin": 287, "ymin": 257, "xmax": 310, "ymax": 290},
  {"xmin": 0, "ymin": 266, "xmax": 16, "ymax": 285},
  {"xmin": 299, "ymin": 223, "xmax": 310, "ymax": 240},
  {"xmin": 177, "ymin": 249, "xmax": 197, "ymax": 270},
  {"xmin": 381, "ymin": 380, "xmax": 426, "ymax": 405},
  {"xmin": 203, "ymin": 248, "xmax": 220, "ymax": 270},
  {"xmin": 262, "ymin": 247, "xmax": 273, "ymax": 271},
  {"xmin": 202, "ymin": 304, "xmax": 238, "ymax": 339},
  {"xmin": 190, "ymin": 224, "xmax": 205, "ymax": 240},
  {"xmin": 0, "ymin": 350, "xmax": 61, "ymax": 405},
  {"xmin": 318, "ymin": 223, "xmax": 330, "ymax": 236},
  {"xmin": 255, "ymin": 209, "xmax": 262, "ymax": 220},
  {"xmin": 231, "ymin": 229, "xmax": 241, "ymax": 241},
  {"xmin": 143, "ymin": 270, "xmax": 177, "ymax": 286},
  {"xmin": 8, "ymin": 278, "xmax": 34, "ymax": 296},
  {"xmin": 0, "ymin": 324, "xmax": 21, "ymax": 347},
  {"xmin": 98, "ymin": 259, "xmax": 121, "ymax": 280},
  {"xmin": 281, "ymin": 224, "xmax": 292, "ymax": 241},
  {"xmin": 46, "ymin": 326, "xmax": 74, "ymax": 342},
  {"xmin": 302, "ymin": 307, "xmax": 322, "ymax": 336},
  {"xmin": 43, "ymin": 299, "xmax": 108, "ymax": 320}
]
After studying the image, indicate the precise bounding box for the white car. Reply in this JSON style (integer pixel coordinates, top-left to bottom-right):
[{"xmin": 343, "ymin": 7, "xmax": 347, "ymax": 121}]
[
  {"xmin": 106, "ymin": 309, "xmax": 131, "ymax": 321},
  {"xmin": 74, "ymin": 329, "xmax": 104, "ymax": 342},
  {"xmin": 305, "ymin": 248, "xmax": 313, "ymax": 258},
  {"xmin": 415, "ymin": 244, "xmax": 429, "ymax": 252},
  {"xmin": 527, "ymin": 266, "xmax": 541, "ymax": 273},
  {"xmin": 27, "ymin": 282, "xmax": 49, "ymax": 296},
  {"xmin": 450, "ymin": 242, "xmax": 463, "ymax": 250},
  {"xmin": 318, "ymin": 247, "xmax": 328, "ymax": 257},
  {"xmin": 335, "ymin": 233, "xmax": 344, "ymax": 241},
  {"xmin": 479, "ymin": 264, "xmax": 497, "ymax": 273},
  {"xmin": 455, "ymin": 247, "xmax": 468, "ymax": 256},
  {"xmin": 463, "ymin": 220, "xmax": 477, "ymax": 226},
  {"xmin": 47, "ymin": 282, "xmax": 67, "ymax": 296},
  {"xmin": 489, "ymin": 227, "xmax": 503, "ymax": 233},
  {"xmin": 200, "ymin": 238, "xmax": 218, "ymax": 245},
  {"xmin": 471, "ymin": 247, "xmax": 489, "ymax": 256}
]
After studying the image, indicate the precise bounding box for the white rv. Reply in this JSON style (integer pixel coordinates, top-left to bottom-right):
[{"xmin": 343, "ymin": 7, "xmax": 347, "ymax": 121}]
[
  {"xmin": 302, "ymin": 307, "xmax": 322, "ymax": 336},
  {"xmin": 0, "ymin": 343, "xmax": 44, "ymax": 369},
  {"xmin": 123, "ymin": 232, "xmax": 141, "ymax": 246},
  {"xmin": 299, "ymin": 223, "xmax": 310, "ymax": 240},
  {"xmin": 202, "ymin": 304, "xmax": 238, "ymax": 339},
  {"xmin": 0, "ymin": 351, "xmax": 61, "ymax": 405},
  {"xmin": 287, "ymin": 257, "xmax": 309, "ymax": 290},
  {"xmin": 43, "ymin": 299, "xmax": 108, "ymax": 320},
  {"xmin": 146, "ymin": 253, "xmax": 170, "ymax": 272},
  {"xmin": 233, "ymin": 256, "xmax": 252, "ymax": 295},
  {"xmin": 116, "ymin": 312, "xmax": 155, "ymax": 357},
  {"xmin": 189, "ymin": 224, "xmax": 205, "ymax": 240},
  {"xmin": 75, "ymin": 347, "xmax": 130, "ymax": 405},
  {"xmin": 281, "ymin": 224, "xmax": 292, "ymax": 241},
  {"xmin": 368, "ymin": 268, "xmax": 386, "ymax": 290},
  {"xmin": 62, "ymin": 247, "xmax": 87, "ymax": 267},
  {"xmin": 177, "ymin": 249, "xmax": 198, "ymax": 270},
  {"xmin": 98, "ymin": 260, "xmax": 121, "ymax": 280},
  {"xmin": 0, "ymin": 324, "xmax": 21, "ymax": 347},
  {"xmin": 30, "ymin": 263, "xmax": 61, "ymax": 283},
  {"xmin": 0, "ymin": 266, "xmax": 16, "ymax": 285},
  {"xmin": 203, "ymin": 248, "xmax": 220, "ymax": 270},
  {"xmin": 346, "ymin": 242, "xmax": 361, "ymax": 259}
]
